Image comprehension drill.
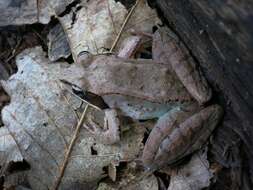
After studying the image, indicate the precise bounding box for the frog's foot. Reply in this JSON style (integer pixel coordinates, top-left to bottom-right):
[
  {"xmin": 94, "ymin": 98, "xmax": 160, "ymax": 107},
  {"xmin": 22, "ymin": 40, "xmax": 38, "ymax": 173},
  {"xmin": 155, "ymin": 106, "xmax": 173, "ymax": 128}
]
[
  {"xmin": 83, "ymin": 109, "xmax": 120, "ymax": 144},
  {"xmin": 147, "ymin": 104, "xmax": 223, "ymax": 170},
  {"xmin": 142, "ymin": 106, "xmax": 197, "ymax": 168}
]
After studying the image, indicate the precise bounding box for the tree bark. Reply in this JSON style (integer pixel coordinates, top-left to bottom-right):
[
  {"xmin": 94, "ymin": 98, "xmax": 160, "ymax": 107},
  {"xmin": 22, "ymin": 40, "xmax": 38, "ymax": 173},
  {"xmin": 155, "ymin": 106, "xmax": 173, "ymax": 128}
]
[{"xmin": 152, "ymin": 0, "xmax": 253, "ymax": 189}]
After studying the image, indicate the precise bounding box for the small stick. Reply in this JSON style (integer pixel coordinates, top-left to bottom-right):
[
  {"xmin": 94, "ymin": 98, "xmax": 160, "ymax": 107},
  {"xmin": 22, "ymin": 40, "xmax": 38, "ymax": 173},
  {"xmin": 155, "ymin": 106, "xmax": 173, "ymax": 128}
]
[
  {"xmin": 57, "ymin": 81, "xmax": 80, "ymax": 120},
  {"xmin": 52, "ymin": 104, "xmax": 89, "ymax": 190},
  {"xmin": 109, "ymin": 0, "xmax": 141, "ymax": 53}
]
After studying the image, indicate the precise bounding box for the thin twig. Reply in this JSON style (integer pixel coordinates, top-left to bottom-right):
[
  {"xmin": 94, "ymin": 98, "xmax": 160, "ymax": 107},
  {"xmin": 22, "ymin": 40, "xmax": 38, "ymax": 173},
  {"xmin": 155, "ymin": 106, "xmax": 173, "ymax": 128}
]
[
  {"xmin": 109, "ymin": 0, "xmax": 141, "ymax": 53},
  {"xmin": 57, "ymin": 81, "xmax": 81, "ymax": 121},
  {"xmin": 52, "ymin": 104, "xmax": 89, "ymax": 190},
  {"xmin": 63, "ymin": 94, "xmax": 80, "ymax": 121}
]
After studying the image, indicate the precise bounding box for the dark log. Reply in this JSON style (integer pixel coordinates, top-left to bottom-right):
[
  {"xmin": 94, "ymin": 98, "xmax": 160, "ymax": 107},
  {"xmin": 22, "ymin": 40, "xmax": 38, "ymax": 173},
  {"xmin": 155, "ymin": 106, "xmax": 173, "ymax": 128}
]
[{"xmin": 152, "ymin": 0, "xmax": 253, "ymax": 189}]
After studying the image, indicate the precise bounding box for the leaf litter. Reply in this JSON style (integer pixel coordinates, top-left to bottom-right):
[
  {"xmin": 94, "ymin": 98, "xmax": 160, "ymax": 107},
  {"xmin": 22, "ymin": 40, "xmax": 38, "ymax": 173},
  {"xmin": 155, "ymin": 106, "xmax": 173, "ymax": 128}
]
[
  {"xmin": 0, "ymin": 0, "xmax": 217, "ymax": 189},
  {"xmin": 58, "ymin": 0, "xmax": 160, "ymax": 61}
]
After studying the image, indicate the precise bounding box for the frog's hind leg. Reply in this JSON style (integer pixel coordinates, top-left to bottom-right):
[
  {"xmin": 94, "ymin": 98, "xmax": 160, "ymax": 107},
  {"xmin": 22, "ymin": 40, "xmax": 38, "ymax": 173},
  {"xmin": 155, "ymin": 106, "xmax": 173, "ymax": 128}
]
[
  {"xmin": 151, "ymin": 104, "xmax": 223, "ymax": 170},
  {"xmin": 142, "ymin": 105, "xmax": 199, "ymax": 170},
  {"xmin": 83, "ymin": 109, "xmax": 120, "ymax": 144},
  {"xmin": 152, "ymin": 27, "xmax": 212, "ymax": 104}
]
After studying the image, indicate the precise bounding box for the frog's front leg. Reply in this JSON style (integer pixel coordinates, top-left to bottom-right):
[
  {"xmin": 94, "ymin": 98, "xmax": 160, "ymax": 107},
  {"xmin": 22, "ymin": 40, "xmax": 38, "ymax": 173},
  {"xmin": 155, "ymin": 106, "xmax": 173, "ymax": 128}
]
[
  {"xmin": 143, "ymin": 104, "xmax": 223, "ymax": 171},
  {"xmin": 84, "ymin": 109, "xmax": 120, "ymax": 144}
]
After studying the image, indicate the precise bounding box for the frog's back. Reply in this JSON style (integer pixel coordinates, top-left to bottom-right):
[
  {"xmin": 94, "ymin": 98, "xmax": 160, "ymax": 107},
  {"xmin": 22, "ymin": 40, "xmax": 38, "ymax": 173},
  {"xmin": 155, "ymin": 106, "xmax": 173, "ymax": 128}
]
[{"xmin": 84, "ymin": 55, "xmax": 192, "ymax": 103}]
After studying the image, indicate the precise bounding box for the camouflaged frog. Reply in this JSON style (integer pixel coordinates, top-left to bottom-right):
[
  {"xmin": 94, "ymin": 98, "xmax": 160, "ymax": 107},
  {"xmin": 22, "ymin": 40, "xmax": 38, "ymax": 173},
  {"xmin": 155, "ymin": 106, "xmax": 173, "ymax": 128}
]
[{"xmin": 63, "ymin": 26, "xmax": 223, "ymax": 171}]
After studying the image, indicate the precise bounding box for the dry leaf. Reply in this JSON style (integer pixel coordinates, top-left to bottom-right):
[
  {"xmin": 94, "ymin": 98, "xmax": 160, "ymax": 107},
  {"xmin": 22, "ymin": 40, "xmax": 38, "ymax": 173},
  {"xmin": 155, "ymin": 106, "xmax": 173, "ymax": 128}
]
[
  {"xmin": 97, "ymin": 172, "xmax": 158, "ymax": 190},
  {"xmin": 47, "ymin": 23, "xmax": 71, "ymax": 61},
  {"xmin": 3, "ymin": 171, "xmax": 28, "ymax": 189},
  {"xmin": 0, "ymin": 47, "xmax": 145, "ymax": 189},
  {"xmin": 59, "ymin": 0, "xmax": 160, "ymax": 61},
  {"xmin": 122, "ymin": 0, "xmax": 160, "ymax": 33},
  {"xmin": 114, "ymin": 0, "xmax": 161, "ymax": 51},
  {"xmin": 0, "ymin": 0, "xmax": 75, "ymax": 26},
  {"xmin": 59, "ymin": 0, "xmax": 128, "ymax": 61},
  {"xmin": 0, "ymin": 127, "xmax": 24, "ymax": 168},
  {"xmin": 167, "ymin": 149, "xmax": 213, "ymax": 190},
  {"xmin": 97, "ymin": 161, "xmax": 158, "ymax": 190}
]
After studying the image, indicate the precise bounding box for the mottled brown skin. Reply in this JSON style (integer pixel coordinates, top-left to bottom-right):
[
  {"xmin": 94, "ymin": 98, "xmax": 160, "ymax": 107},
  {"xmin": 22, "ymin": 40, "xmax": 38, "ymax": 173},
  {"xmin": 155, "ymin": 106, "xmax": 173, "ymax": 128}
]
[
  {"xmin": 141, "ymin": 103, "xmax": 200, "ymax": 168},
  {"xmin": 75, "ymin": 26, "xmax": 223, "ymax": 170},
  {"xmin": 143, "ymin": 104, "xmax": 223, "ymax": 170},
  {"xmin": 141, "ymin": 27, "xmax": 221, "ymax": 169},
  {"xmin": 80, "ymin": 56, "xmax": 192, "ymax": 103},
  {"xmin": 152, "ymin": 27, "xmax": 212, "ymax": 104}
]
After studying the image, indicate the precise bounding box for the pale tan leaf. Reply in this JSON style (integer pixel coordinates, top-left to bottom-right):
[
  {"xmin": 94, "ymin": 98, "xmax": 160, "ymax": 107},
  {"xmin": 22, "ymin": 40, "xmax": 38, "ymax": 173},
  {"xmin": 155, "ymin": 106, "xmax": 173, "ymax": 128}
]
[
  {"xmin": 59, "ymin": 0, "xmax": 161, "ymax": 61},
  {"xmin": 114, "ymin": 0, "xmax": 161, "ymax": 51},
  {"xmin": 59, "ymin": 0, "xmax": 128, "ymax": 61}
]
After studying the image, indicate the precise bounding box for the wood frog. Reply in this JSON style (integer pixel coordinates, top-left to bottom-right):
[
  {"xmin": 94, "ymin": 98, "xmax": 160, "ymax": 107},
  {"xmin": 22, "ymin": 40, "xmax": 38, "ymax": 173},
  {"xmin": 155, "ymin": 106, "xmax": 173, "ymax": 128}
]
[{"xmin": 64, "ymin": 26, "xmax": 223, "ymax": 171}]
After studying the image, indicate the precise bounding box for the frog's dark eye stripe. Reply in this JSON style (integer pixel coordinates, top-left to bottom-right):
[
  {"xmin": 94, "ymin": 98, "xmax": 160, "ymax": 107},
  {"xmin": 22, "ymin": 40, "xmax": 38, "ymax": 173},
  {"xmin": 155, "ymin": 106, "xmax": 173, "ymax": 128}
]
[
  {"xmin": 59, "ymin": 79, "xmax": 107, "ymax": 110},
  {"xmin": 72, "ymin": 86, "xmax": 86, "ymax": 99},
  {"xmin": 59, "ymin": 79, "xmax": 86, "ymax": 98}
]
